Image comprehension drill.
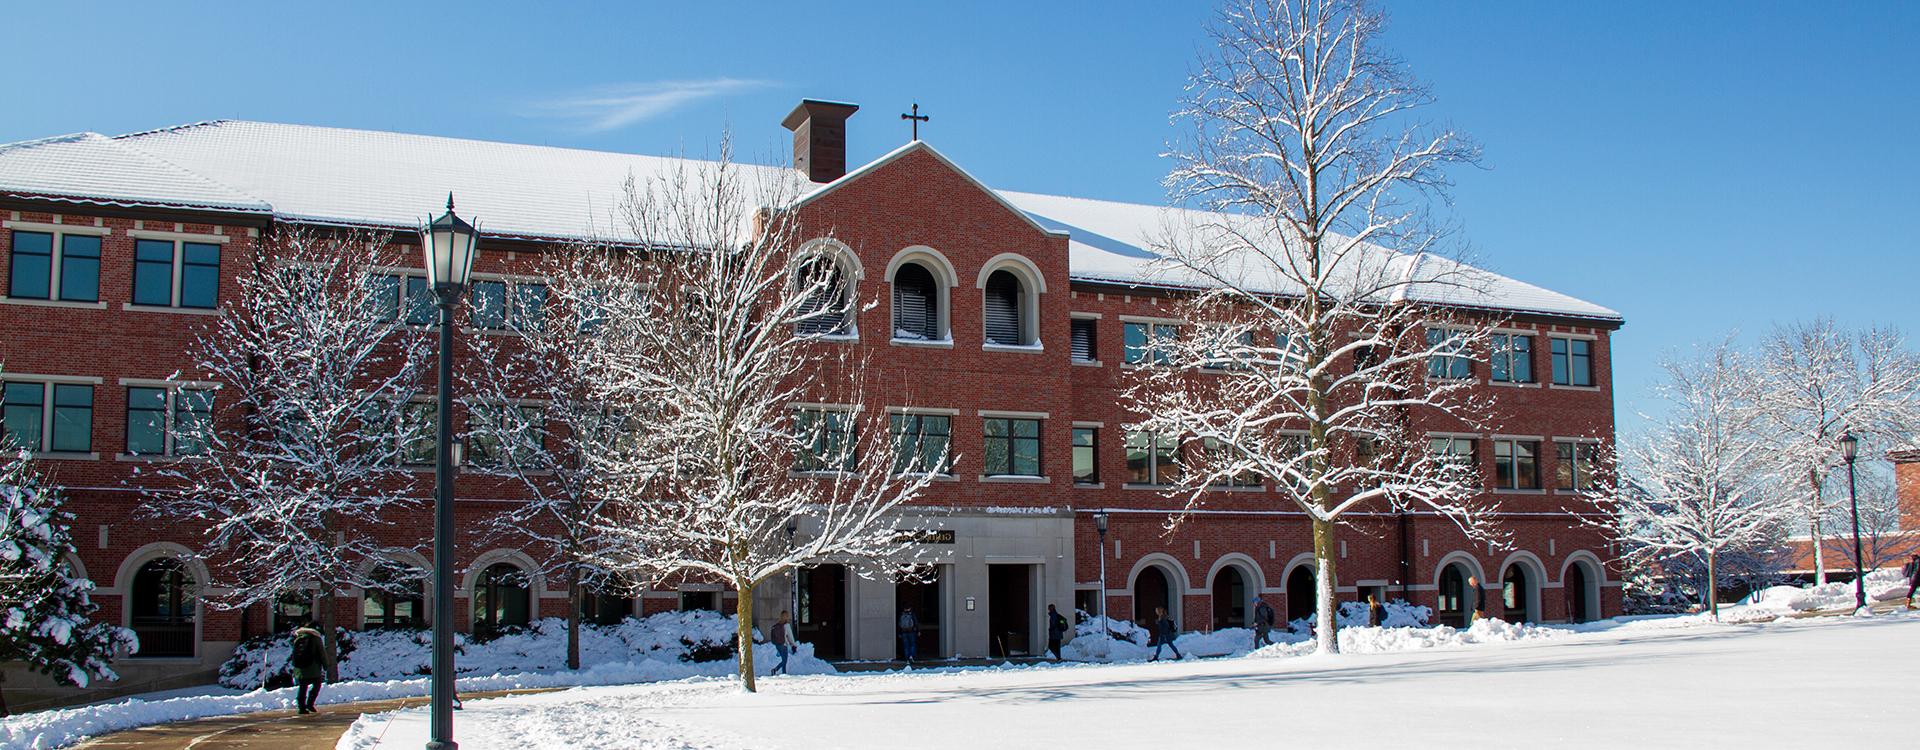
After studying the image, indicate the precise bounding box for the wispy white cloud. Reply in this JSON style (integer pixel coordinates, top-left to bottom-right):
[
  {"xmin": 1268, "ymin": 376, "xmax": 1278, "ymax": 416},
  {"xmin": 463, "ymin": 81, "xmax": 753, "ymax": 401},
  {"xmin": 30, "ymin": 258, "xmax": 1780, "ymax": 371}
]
[{"xmin": 527, "ymin": 78, "xmax": 771, "ymax": 132}]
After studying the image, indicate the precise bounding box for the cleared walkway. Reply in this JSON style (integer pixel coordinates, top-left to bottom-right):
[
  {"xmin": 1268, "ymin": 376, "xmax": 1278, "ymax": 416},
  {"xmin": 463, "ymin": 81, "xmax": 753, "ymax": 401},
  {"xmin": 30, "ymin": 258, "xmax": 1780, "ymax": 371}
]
[{"xmin": 71, "ymin": 690, "xmax": 553, "ymax": 750}]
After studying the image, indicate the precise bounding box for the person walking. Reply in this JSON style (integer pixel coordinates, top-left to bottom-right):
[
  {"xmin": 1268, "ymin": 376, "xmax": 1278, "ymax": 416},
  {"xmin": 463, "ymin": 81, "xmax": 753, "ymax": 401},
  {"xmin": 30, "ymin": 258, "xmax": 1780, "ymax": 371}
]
[
  {"xmin": 1367, "ymin": 594, "xmax": 1387, "ymax": 627},
  {"xmin": 1149, "ymin": 606, "xmax": 1182, "ymax": 662},
  {"xmin": 897, "ymin": 606, "xmax": 919, "ymax": 663},
  {"xmin": 769, "ymin": 610, "xmax": 796, "ymax": 675},
  {"xmin": 1046, "ymin": 604, "xmax": 1069, "ymax": 661},
  {"xmin": 288, "ymin": 619, "xmax": 328, "ymax": 714},
  {"xmin": 1466, "ymin": 576, "xmax": 1485, "ymax": 622},
  {"xmin": 1251, "ymin": 598, "xmax": 1276, "ymax": 648},
  {"xmin": 1903, "ymin": 553, "xmax": 1920, "ymax": 610}
]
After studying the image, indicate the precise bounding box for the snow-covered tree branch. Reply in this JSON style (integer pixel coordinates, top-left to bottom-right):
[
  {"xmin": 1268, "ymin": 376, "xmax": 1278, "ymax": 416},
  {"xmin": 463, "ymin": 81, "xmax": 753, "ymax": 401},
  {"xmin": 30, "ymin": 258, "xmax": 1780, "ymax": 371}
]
[
  {"xmin": 558, "ymin": 139, "xmax": 942, "ymax": 691},
  {"xmin": 141, "ymin": 229, "xmax": 431, "ymax": 676},
  {"xmin": 1131, "ymin": 0, "xmax": 1492, "ymax": 654}
]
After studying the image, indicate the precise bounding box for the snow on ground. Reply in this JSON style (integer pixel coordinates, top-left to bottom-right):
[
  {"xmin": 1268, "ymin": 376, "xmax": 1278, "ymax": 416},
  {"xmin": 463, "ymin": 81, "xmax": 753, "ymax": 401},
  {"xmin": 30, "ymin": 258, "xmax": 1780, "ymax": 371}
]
[
  {"xmin": 346, "ymin": 611, "xmax": 1920, "ymax": 750},
  {"xmin": 0, "ymin": 611, "xmax": 831, "ymax": 750},
  {"xmin": 1719, "ymin": 567, "xmax": 1913, "ymax": 621}
]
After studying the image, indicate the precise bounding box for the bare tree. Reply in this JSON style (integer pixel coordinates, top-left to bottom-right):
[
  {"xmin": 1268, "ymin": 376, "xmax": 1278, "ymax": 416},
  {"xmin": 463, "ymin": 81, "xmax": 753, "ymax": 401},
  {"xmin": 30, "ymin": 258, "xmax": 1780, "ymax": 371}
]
[
  {"xmin": 1750, "ymin": 320, "xmax": 1920, "ymax": 583},
  {"xmin": 1590, "ymin": 344, "xmax": 1790, "ymax": 619},
  {"xmin": 568, "ymin": 141, "xmax": 942, "ymax": 692},
  {"xmin": 1133, "ymin": 0, "xmax": 1491, "ymax": 653},
  {"xmin": 461, "ymin": 250, "xmax": 641, "ymax": 670},
  {"xmin": 143, "ymin": 230, "xmax": 430, "ymax": 677},
  {"xmin": 0, "ymin": 448, "xmax": 136, "ymax": 716}
]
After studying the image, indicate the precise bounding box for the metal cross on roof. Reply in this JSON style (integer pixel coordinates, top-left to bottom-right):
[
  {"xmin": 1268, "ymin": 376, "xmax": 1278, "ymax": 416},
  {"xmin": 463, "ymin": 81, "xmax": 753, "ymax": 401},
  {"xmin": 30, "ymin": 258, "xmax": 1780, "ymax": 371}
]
[{"xmin": 901, "ymin": 103, "xmax": 930, "ymax": 141}]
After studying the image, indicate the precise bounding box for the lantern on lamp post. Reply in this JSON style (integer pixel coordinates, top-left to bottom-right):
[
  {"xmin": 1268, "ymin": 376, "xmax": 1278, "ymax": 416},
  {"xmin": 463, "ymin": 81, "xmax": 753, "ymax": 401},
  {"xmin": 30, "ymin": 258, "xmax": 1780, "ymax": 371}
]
[{"xmin": 420, "ymin": 194, "xmax": 477, "ymax": 750}]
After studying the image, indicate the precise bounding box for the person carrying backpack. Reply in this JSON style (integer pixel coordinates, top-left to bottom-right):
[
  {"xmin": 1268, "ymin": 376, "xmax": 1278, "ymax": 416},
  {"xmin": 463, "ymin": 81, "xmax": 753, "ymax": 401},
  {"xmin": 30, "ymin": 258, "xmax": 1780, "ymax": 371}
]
[
  {"xmin": 288, "ymin": 619, "xmax": 329, "ymax": 714},
  {"xmin": 1904, "ymin": 553, "xmax": 1920, "ymax": 610},
  {"xmin": 1149, "ymin": 607, "xmax": 1182, "ymax": 662},
  {"xmin": 1046, "ymin": 604, "xmax": 1069, "ymax": 661},
  {"xmin": 1252, "ymin": 598, "xmax": 1276, "ymax": 648},
  {"xmin": 897, "ymin": 606, "xmax": 919, "ymax": 663},
  {"xmin": 769, "ymin": 610, "xmax": 796, "ymax": 675}
]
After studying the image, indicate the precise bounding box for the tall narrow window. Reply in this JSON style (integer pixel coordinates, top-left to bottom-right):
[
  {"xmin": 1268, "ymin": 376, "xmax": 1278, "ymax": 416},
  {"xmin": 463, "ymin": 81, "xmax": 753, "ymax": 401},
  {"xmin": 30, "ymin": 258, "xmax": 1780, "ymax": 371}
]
[
  {"xmin": 1, "ymin": 382, "xmax": 45, "ymax": 450},
  {"xmin": 1491, "ymin": 334, "xmax": 1534, "ymax": 383},
  {"xmin": 1070, "ymin": 318, "xmax": 1097, "ymax": 362},
  {"xmin": 370, "ymin": 274, "xmax": 402, "ymax": 322},
  {"xmin": 401, "ymin": 402, "xmax": 437, "ymax": 465},
  {"xmin": 889, "ymin": 413, "xmax": 951, "ymax": 474},
  {"xmin": 49, "ymin": 384, "xmax": 92, "ymax": 453},
  {"xmin": 132, "ymin": 239, "xmax": 175, "ymax": 305},
  {"xmin": 1550, "ymin": 337, "xmax": 1594, "ymax": 387},
  {"xmin": 1493, "ymin": 439, "xmax": 1540, "ymax": 490},
  {"xmin": 982, "ymin": 417, "xmax": 1042, "ymax": 476},
  {"xmin": 179, "ymin": 243, "xmax": 221, "ymax": 308},
  {"xmin": 126, "ymin": 387, "xmax": 169, "ymax": 455},
  {"xmin": 470, "ymin": 280, "xmax": 508, "ymax": 329},
  {"xmin": 891, "ymin": 263, "xmax": 940, "ymax": 340},
  {"xmin": 1071, "ymin": 427, "xmax": 1099, "ymax": 484},
  {"xmin": 982, "ymin": 270, "xmax": 1026, "ymax": 346},
  {"xmin": 58, "ymin": 235, "xmax": 100, "ymax": 303},
  {"xmin": 405, "ymin": 277, "xmax": 436, "ymax": 326},
  {"xmin": 8, "ymin": 231, "xmax": 53, "ymax": 299},
  {"xmin": 1426, "ymin": 328, "xmax": 1472, "ymax": 380}
]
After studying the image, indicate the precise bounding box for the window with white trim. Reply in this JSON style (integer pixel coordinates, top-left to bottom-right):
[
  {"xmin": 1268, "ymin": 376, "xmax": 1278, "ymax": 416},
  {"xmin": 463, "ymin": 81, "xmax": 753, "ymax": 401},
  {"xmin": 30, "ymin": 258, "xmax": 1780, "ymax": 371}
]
[
  {"xmin": 1493, "ymin": 439, "xmax": 1540, "ymax": 490},
  {"xmin": 8, "ymin": 230, "xmax": 100, "ymax": 302},
  {"xmin": 982, "ymin": 269, "xmax": 1031, "ymax": 346},
  {"xmin": 1070, "ymin": 318, "xmax": 1097, "ymax": 362},
  {"xmin": 132, "ymin": 238, "xmax": 221, "ymax": 309},
  {"xmin": 1, "ymin": 380, "xmax": 92, "ymax": 453},
  {"xmin": 126, "ymin": 385, "xmax": 214, "ymax": 457},
  {"xmin": 1490, "ymin": 334, "xmax": 1534, "ymax": 383},
  {"xmin": 793, "ymin": 408, "xmax": 857, "ymax": 472},
  {"xmin": 793, "ymin": 256, "xmax": 853, "ymax": 337},
  {"xmin": 1071, "ymin": 427, "xmax": 1099, "ymax": 484},
  {"xmin": 1428, "ymin": 435, "xmax": 1476, "ymax": 471},
  {"xmin": 1122, "ymin": 322, "xmax": 1179, "ymax": 365},
  {"xmin": 467, "ymin": 403, "xmax": 544, "ymax": 467},
  {"xmin": 891, "ymin": 263, "xmax": 943, "ymax": 341},
  {"xmin": 1555, "ymin": 440, "xmax": 1599, "ymax": 491},
  {"xmin": 1550, "ymin": 337, "xmax": 1594, "ymax": 387},
  {"xmin": 1426, "ymin": 328, "xmax": 1472, "ymax": 380},
  {"xmin": 1124, "ymin": 430, "xmax": 1182, "ymax": 485},
  {"xmin": 889, "ymin": 413, "xmax": 951, "ymax": 475},
  {"xmin": 469, "ymin": 279, "xmax": 548, "ymax": 332},
  {"xmin": 982, "ymin": 417, "xmax": 1042, "ymax": 476}
]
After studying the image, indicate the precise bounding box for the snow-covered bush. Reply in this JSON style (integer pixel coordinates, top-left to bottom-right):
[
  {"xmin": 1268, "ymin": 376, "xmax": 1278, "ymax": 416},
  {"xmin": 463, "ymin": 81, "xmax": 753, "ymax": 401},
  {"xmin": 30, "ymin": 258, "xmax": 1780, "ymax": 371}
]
[
  {"xmin": 0, "ymin": 450, "xmax": 137, "ymax": 697},
  {"xmin": 1287, "ymin": 599, "xmax": 1430, "ymax": 634},
  {"xmin": 216, "ymin": 609, "xmax": 784, "ymax": 689}
]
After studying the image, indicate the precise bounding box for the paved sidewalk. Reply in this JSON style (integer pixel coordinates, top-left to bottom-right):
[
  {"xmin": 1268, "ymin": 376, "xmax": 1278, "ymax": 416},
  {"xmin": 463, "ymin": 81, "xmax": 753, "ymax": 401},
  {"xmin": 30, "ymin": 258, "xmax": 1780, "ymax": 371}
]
[{"xmin": 71, "ymin": 690, "xmax": 553, "ymax": 750}]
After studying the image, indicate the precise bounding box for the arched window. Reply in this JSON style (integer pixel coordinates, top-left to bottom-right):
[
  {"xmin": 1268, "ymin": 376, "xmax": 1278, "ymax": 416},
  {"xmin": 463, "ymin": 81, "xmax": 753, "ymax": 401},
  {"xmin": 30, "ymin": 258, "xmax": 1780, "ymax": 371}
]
[
  {"xmin": 982, "ymin": 270, "xmax": 1027, "ymax": 346},
  {"xmin": 1502, "ymin": 564, "xmax": 1534, "ymax": 623},
  {"xmin": 793, "ymin": 255, "xmax": 852, "ymax": 337},
  {"xmin": 130, "ymin": 558, "xmax": 195, "ymax": 657},
  {"xmin": 1284, "ymin": 565, "xmax": 1315, "ymax": 626},
  {"xmin": 473, "ymin": 563, "xmax": 531, "ymax": 636},
  {"xmin": 1211, "ymin": 566, "xmax": 1249, "ymax": 629},
  {"xmin": 1132, "ymin": 565, "xmax": 1174, "ymax": 625},
  {"xmin": 363, "ymin": 564, "xmax": 426, "ymax": 629},
  {"xmin": 1437, "ymin": 563, "xmax": 1471, "ymax": 627},
  {"xmin": 1565, "ymin": 559, "xmax": 1600, "ymax": 623},
  {"xmin": 892, "ymin": 262, "xmax": 941, "ymax": 341}
]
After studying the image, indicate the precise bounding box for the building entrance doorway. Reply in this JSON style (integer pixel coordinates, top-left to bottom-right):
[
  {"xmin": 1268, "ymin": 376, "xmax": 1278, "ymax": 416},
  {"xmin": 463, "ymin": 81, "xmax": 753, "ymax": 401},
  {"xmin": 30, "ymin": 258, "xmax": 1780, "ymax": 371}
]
[
  {"xmin": 987, "ymin": 564, "xmax": 1033, "ymax": 658},
  {"xmin": 1437, "ymin": 563, "xmax": 1471, "ymax": 627},
  {"xmin": 796, "ymin": 564, "xmax": 846, "ymax": 660},
  {"xmin": 1502, "ymin": 564, "xmax": 1534, "ymax": 623},
  {"xmin": 896, "ymin": 565, "xmax": 945, "ymax": 660},
  {"xmin": 1566, "ymin": 561, "xmax": 1595, "ymax": 623},
  {"xmin": 1133, "ymin": 565, "xmax": 1173, "ymax": 627},
  {"xmin": 1285, "ymin": 564, "xmax": 1315, "ymax": 626},
  {"xmin": 1212, "ymin": 566, "xmax": 1249, "ymax": 629}
]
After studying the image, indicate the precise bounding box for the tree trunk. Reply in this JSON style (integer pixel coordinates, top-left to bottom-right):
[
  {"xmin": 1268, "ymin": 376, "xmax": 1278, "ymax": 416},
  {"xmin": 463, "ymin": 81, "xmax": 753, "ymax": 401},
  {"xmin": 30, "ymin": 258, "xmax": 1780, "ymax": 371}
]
[
  {"xmin": 1705, "ymin": 551, "xmax": 1719, "ymax": 621},
  {"xmin": 1809, "ymin": 470, "xmax": 1826, "ymax": 585},
  {"xmin": 566, "ymin": 564, "xmax": 582, "ymax": 671},
  {"xmin": 0, "ymin": 669, "xmax": 12, "ymax": 717},
  {"xmin": 1311, "ymin": 517, "xmax": 1338, "ymax": 654},
  {"xmin": 735, "ymin": 579, "xmax": 757, "ymax": 692},
  {"xmin": 318, "ymin": 588, "xmax": 340, "ymax": 682}
]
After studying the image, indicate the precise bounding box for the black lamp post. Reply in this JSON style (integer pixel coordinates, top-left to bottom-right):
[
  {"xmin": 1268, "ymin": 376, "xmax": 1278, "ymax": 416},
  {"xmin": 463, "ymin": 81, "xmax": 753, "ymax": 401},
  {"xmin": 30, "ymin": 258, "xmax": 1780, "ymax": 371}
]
[
  {"xmin": 1839, "ymin": 431, "xmax": 1865, "ymax": 612},
  {"xmin": 421, "ymin": 195, "xmax": 478, "ymax": 750},
  {"xmin": 786, "ymin": 518, "xmax": 800, "ymax": 623},
  {"xmin": 1093, "ymin": 511, "xmax": 1109, "ymax": 625}
]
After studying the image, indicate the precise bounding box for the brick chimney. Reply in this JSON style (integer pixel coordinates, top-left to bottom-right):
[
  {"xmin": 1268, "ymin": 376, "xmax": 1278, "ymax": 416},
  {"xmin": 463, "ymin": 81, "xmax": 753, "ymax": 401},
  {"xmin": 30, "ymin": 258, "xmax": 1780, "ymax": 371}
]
[{"xmin": 781, "ymin": 99, "xmax": 859, "ymax": 183}]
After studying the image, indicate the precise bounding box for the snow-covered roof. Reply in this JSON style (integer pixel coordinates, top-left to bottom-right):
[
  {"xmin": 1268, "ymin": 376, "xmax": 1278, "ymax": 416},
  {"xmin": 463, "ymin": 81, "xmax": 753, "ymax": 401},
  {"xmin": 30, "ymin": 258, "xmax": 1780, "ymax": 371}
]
[{"xmin": 0, "ymin": 120, "xmax": 1619, "ymax": 322}]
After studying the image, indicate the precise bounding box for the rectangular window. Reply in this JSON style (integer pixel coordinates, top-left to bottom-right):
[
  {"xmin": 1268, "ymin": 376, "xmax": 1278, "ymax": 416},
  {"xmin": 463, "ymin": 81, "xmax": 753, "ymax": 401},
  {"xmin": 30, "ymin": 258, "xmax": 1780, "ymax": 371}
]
[
  {"xmin": 8, "ymin": 231, "xmax": 53, "ymax": 299},
  {"xmin": 401, "ymin": 402, "xmax": 437, "ymax": 465},
  {"xmin": 470, "ymin": 280, "xmax": 507, "ymax": 329},
  {"xmin": 1490, "ymin": 334, "xmax": 1535, "ymax": 383},
  {"xmin": 132, "ymin": 239, "xmax": 176, "ymax": 305},
  {"xmin": 1, "ymin": 382, "xmax": 46, "ymax": 450},
  {"xmin": 58, "ymin": 235, "xmax": 100, "ymax": 303},
  {"xmin": 1070, "ymin": 318, "xmax": 1097, "ymax": 362},
  {"xmin": 1429, "ymin": 435, "xmax": 1476, "ymax": 473},
  {"xmin": 466, "ymin": 280, "xmax": 548, "ymax": 332},
  {"xmin": 371, "ymin": 274, "xmax": 402, "ymax": 322},
  {"xmin": 1550, "ymin": 337, "xmax": 1594, "ymax": 387},
  {"xmin": 179, "ymin": 243, "xmax": 220, "ymax": 309},
  {"xmin": 1122, "ymin": 322, "xmax": 1178, "ymax": 365},
  {"xmin": 1071, "ymin": 427, "xmax": 1098, "ymax": 484},
  {"xmin": 126, "ymin": 386, "xmax": 214, "ymax": 456},
  {"xmin": 1124, "ymin": 430, "xmax": 1181, "ymax": 485},
  {"xmin": 511, "ymin": 283, "xmax": 547, "ymax": 331},
  {"xmin": 1493, "ymin": 439, "xmax": 1540, "ymax": 490},
  {"xmin": 889, "ymin": 413, "xmax": 951, "ymax": 475},
  {"xmin": 982, "ymin": 417, "xmax": 1042, "ymax": 476},
  {"xmin": 405, "ymin": 277, "xmax": 436, "ymax": 326},
  {"xmin": 1555, "ymin": 440, "xmax": 1598, "ymax": 491},
  {"xmin": 793, "ymin": 408, "xmax": 856, "ymax": 472},
  {"xmin": 1426, "ymin": 328, "xmax": 1472, "ymax": 380},
  {"xmin": 1202, "ymin": 436, "xmax": 1261, "ymax": 487},
  {"xmin": 49, "ymin": 384, "xmax": 93, "ymax": 453},
  {"xmin": 469, "ymin": 404, "xmax": 543, "ymax": 466}
]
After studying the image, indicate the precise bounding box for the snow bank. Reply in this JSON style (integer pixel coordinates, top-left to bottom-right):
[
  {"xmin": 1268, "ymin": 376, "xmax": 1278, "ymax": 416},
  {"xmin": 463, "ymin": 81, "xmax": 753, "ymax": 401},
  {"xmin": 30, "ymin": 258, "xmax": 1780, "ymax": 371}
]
[
  {"xmin": 1, "ymin": 611, "xmax": 831, "ymax": 750},
  {"xmin": 1727, "ymin": 568, "xmax": 1910, "ymax": 619},
  {"xmin": 1251, "ymin": 617, "xmax": 1567, "ymax": 659}
]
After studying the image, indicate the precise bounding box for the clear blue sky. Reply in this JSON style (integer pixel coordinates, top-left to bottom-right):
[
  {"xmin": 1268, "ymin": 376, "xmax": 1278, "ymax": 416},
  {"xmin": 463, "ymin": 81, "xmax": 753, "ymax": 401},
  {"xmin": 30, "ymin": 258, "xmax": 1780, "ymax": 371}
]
[{"xmin": 6, "ymin": 1, "xmax": 1916, "ymax": 427}]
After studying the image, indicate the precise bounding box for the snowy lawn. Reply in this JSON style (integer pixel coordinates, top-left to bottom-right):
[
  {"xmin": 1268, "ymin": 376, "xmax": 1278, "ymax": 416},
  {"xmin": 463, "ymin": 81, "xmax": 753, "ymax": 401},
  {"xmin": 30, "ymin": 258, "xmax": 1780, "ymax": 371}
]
[{"xmin": 345, "ymin": 611, "xmax": 1920, "ymax": 750}]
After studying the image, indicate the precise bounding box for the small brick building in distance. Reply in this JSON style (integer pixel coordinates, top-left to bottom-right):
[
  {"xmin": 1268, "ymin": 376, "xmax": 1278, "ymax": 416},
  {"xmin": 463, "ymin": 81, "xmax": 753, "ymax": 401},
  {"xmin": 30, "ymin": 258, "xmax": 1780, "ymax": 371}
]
[{"xmin": 0, "ymin": 100, "xmax": 1624, "ymax": 706}]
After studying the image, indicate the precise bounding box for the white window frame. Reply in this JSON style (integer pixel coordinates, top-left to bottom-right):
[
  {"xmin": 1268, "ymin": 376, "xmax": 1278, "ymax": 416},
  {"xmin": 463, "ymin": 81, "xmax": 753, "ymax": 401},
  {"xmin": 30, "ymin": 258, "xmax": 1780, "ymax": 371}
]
[
  {"xmin": 0, "ymin": 374, "xmax": 102, "ymax": 458},
  {"xmin": 2, "ymin": 222, "xmax": 110, "ymax": 308},
  {"xmin": 125, "ymin": 230, "xmax": 229, "ymax": 312}
]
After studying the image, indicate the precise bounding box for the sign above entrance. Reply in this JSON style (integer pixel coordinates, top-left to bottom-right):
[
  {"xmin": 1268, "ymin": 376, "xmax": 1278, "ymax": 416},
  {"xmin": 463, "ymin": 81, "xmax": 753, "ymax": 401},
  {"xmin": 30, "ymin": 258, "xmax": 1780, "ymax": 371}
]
[{"xmin": 895, "ymin": 529, "xmax": 956, "ymax": 544}]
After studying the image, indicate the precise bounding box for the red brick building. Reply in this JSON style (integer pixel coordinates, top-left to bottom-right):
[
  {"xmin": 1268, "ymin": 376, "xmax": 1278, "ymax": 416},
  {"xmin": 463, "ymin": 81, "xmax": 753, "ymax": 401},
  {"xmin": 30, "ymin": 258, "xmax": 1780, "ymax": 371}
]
[{"xmin": 0, "ymin": 101, "xmax": 1623, "ymax": 702}]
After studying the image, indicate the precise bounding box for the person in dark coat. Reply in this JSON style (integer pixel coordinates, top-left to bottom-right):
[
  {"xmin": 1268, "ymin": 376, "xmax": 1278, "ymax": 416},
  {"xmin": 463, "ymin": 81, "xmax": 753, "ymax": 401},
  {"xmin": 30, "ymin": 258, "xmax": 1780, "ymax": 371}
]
[
  {"xmin": 1903, "ymin": 553, "xmax": 1920, "ymax": 610},
  {"xmin": 1046, "ymin": 604, "xmax": 1070, "ymax": 661},
  {"xmin": 1367, "ymin": 594, "xmax": 1387, "ymax": 627},
  {"xmin": 1251, "ymin": 598, "xmax": 1276, "ymax": 648},
  {"xmin": 769, "ymin": 610, "xmax": 795, "ymax": 675},
  {"xmin": 288, "ymin": 619, "xmax": 329, "ymax": 714},
  {"xmin": 897, "ymin": 606, "xmax": 919, "ymax": 663},
  {"xmin": 1466, "ymin": 576, "xmax": 1485, "ymax": 622},
  {"xmin": 1149, "ymin": 606, "xmax": 1182, "ymax": 661}
]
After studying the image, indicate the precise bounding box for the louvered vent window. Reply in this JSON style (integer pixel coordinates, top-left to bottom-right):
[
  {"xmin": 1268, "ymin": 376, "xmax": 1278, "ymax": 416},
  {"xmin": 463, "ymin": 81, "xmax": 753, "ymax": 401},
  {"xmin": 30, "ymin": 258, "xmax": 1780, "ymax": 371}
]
[
  {"xmin": 892, "ymin": 263, "xmax": 940, "ymax": 340},
  {"xmin": 1070, "ymin": 318, "xmax": 1096, "ymax": 362},
  {"xmin": 794, "ymin": 259, "xmax": 849, "ymax": 336},
  {"xmin": 983, "ymin": 270, "xmax": 1025, "ymax": 346}
]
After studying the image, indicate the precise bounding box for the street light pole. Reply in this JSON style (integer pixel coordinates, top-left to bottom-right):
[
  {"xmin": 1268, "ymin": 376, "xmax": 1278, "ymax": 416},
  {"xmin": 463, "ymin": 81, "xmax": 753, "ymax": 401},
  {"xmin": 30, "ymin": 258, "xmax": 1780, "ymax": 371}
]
[
  {"xmin": 421, "ymin": 195, "xmax": 478, "ymax": 750},
  {"xmin": 1840, "ymin": 431, "xmax": 1865, "ymax": 612},
  {"xmin": 1093, "ymin": 511, "xmax": 1109, "ymax": 627}
]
